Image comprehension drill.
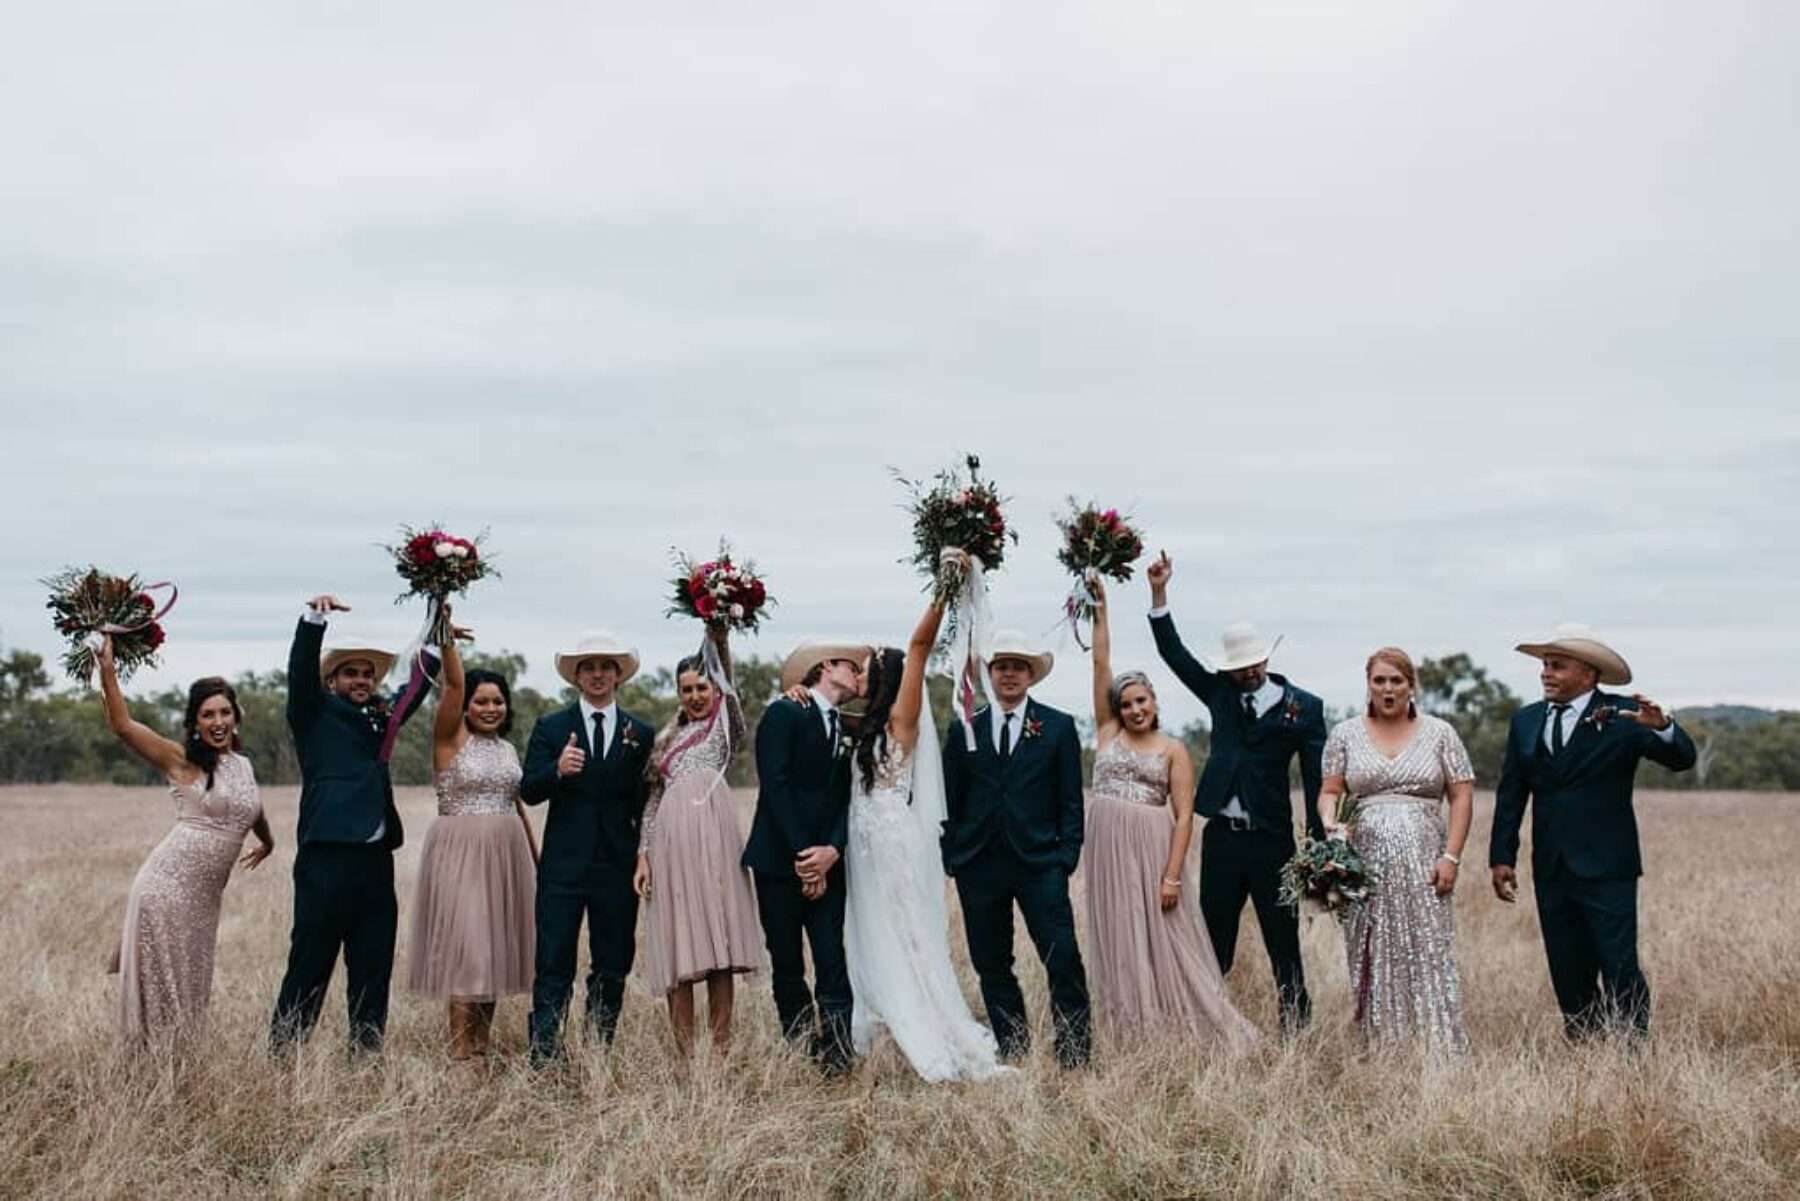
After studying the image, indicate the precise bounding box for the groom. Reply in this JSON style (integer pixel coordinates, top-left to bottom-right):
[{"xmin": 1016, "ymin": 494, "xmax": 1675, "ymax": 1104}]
[
  {"xmin": 940, "ymin": 630, "xmax": 1090, "ymax": 1068},
  {"xmin": 1146, "ymin": 553, "xmax": 1326, "ymax": 1031},
  {"xmin": 1490, "ymin": 623, "xmax": 1695, "ymax": 1040},
  {"xmin": 743, "ymin": 638, "xmax": 867, "ymax": 1075}
]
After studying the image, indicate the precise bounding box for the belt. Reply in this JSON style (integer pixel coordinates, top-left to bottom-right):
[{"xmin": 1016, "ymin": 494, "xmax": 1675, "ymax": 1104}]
[{"xmin": 1217, "ymin": 814, "xmax": 1255, "ymax": 832}]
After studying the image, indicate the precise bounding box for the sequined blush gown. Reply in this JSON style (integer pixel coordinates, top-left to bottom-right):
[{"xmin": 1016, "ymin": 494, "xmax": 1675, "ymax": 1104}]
[
  {"xmin": 1323, "ymin": 715, "xmax": 1476, "ymax": 1052},
  {"xmin": 1084, "ymin": 740, "xmax": 1258, "ymax": 1046},
  {"xmin": 408, "ymin": 735, "xmax": 536, "ymax": 1000},
  {"xmin": 115, "ymin": 752, "xmax": 262, "ymax": 1047},
  {"xmin": 640, "ymin": 697, "xmax": 764, "ymax": 995}
]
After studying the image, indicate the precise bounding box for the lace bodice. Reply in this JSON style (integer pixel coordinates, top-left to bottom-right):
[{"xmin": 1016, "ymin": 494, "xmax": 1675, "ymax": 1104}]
[
  {"xmin": 433, "ymin": 735, "xmax": 523, "ymax": 816},
  {"xmin": 1091, "ymin": 739, "xmax": 1171, "ymax": 807},
  {"xmin": 169, "ymin": 752, "xmax": 261, "ymax": 839},
  {"xmin": 642, "ymin": 696, "xmax": 745, "ymax": 844},
  {"xmin": 1322, "ymin": 716, "xmax": 1474, "ymax": 802}
]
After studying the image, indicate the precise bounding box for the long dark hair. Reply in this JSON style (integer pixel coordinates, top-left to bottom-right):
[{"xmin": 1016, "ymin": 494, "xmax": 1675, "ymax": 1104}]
[
  {"xmin": 854, "ymin": 647, "xmax": 906, "ymax": 792},
  {"xmin": 674, "ymin": 655, "xmax": 711, "ymax": 726},
  {"xmin": 183, "ymin": 677, "xmax": 243, "ymax": 790},
  {"xmin": 463, "ymin": 669, "xmax": 514, "ymax": 738}
]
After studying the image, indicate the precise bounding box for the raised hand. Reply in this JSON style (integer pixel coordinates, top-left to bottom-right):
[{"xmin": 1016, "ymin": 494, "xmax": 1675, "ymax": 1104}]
[
  {"xmin": 1625, "ymin": 693, "xmax": 1674, "ymax": 730},
  {"xmin": 1146, "ymin": 551, "xmax": 1172, "ymax": 608},
  {"xmin": 557, "ymin": 731, "xmax": 586, "ymax": 777},
  {"xmin": 306, "ymin": 594, "xmax": 351, "ymax": 616},
  {"xmin": 97, "ymin": 633, "xmax": 116, "ymax": 674}
]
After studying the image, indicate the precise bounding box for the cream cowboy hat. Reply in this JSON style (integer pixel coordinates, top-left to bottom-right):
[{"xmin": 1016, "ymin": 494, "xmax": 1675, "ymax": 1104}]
[
  {"xmin": 1212, "ymin": 622, "xmax": 1282, "ymax": 673},
  {"xmin": 983, "ymin": 629, "xmax": 1054, "ymax": 682},
  {"xmin": 780, "ymin": 638, "xmax": 874, "ymax": 694},
  {"xmin": 1515, "ymin": 623, "xmax": 1632, "ymax": 687},
  {"xmin": 554, "ymin": 631, "xmax": 641, "ymax": 687},
  {"xmin": 321, "ymin": 643, "xmax": 396, "ymax": 682}
]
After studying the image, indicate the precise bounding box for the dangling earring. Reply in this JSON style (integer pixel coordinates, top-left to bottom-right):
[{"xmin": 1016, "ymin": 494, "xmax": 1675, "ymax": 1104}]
[
  {"xmin": 1366, "ymin": 696, "xmax": 1376, "ymax": 718},
  {"xmin": 1407, "ymin": 699, "xmax": 1417, "ymax": 719}
]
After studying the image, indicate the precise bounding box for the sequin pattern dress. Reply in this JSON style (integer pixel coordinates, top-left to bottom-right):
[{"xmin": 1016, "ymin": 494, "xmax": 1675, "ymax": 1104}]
[
  {"xmin": 1323, "ymin": 716, "xmax": 1475, "ymax": 1052},
  {"xmin": 408, "ymin": 735, "xmax": 536, "ymax": 1000},
  {"xmin": 639, "ymin": 697, "xmax": 764, "ymax": 995},
  {"xmin": 1084, "ymin": 740, "xmax": 1258, "ymax": 1045},
  {"xmin": 115, "ymin": 752, "xmax": 261, "ymax": 1048}
]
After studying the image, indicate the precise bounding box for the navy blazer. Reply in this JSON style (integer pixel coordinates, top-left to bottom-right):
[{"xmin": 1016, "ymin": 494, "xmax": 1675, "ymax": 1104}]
[
  {"xmin": 742, "ymin": 697, "xmax": 851, "ymax": 879},
  {"xmin": 521, "ymin": 702, "xmax": 656, "ymax": 881},
  {"xmin": 286, "ymin": 618, "xmax": 433, "ymax": 850},
  {"xmin": 1149, "ymin": 612, "xmax": 1327, "ymax": 840},
  {"xmin": 1490, "ymin": 693, "xmax": 1696, "ymax": 880},
  {"xmin": 940, "ymin": 699, "xmax": 1084, "ymax": 876}
]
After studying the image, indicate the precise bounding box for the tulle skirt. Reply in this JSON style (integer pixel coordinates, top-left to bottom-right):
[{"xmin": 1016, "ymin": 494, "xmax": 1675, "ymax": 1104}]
[
  {"xmin": 642, "ymin": 770, "xmax": 763, "ymax": 995},
  {"xmin": 1084, "ymin": 793, "xmax": 1257, "ymax": 1046},
  {"xmin": 408, "ymin": 812, "xmax": 536, "ymax": 1001}
]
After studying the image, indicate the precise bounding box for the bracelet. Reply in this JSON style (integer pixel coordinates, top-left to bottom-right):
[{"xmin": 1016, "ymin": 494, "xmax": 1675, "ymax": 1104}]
[
  {"xmin": 1439, "ymin": 852, "xmax": 1462, "ymax": 866},
  {"xmin": 1162, "ymin": 877, "xmax": 1181, "ymax": 888}
]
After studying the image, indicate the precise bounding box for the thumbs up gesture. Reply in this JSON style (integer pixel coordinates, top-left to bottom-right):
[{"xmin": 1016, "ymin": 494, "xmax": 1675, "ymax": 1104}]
[{"xmin": 557, "ymin": 731, "xmax": 587, "ymax": 777}]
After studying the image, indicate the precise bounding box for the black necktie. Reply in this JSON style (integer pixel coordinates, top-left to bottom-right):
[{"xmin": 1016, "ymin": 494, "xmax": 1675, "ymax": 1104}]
[
  {"xmin": 1243, "ymin": 694, "xmax": 1258, "ymax": 725},
  {"xmin": 826, "ymin": 709, "xmax": 839, "ymax": 751},
  {"xmin": 1549, "ymin": 703, "xmax": 1569, "ymax": 755},
  {"xmin": 592, "ymin": 711, "xmax": 607, "ymax": 762},
  {"xmin": 999, "ymin": 713, "xmax": 1013, "ymax": 759}
]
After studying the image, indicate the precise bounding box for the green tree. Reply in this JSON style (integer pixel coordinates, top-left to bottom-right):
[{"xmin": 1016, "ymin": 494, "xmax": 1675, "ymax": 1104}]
[{"xmin": 1416, "ymin": 653, "xmax": 1520, "ymax": 786}]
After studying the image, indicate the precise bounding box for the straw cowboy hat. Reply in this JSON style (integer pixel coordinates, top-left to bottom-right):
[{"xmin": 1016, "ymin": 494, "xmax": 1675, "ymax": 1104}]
[
  {"xmin": 780, "ymin": 638, "xmax": 874, "ymax": 694},
  {"xmin": 554, "ymin": 631, "xmax": 641, "ymax": 687},
  {"xmin": 1515, "ymin": 622, "xmax": 1632, "ymax": 687},
  {"xmin": 321, "ymin": 642, "xmax": 396, "ymax": 682},
  {"xmin": 983, "ymin": 629, "xmax": 1054, "ymax": 682},
  {"xmin": 1212, "ymin": 622, "xmax": 1282, "ymax": 673}
]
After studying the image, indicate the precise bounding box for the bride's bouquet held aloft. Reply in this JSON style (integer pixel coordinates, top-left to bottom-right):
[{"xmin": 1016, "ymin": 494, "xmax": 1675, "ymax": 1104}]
[
  {"xmin": 386, "ymin": 524, "xmax": 496, "ymax": 648},
  {"xmin": 896, "ymin": 453, "xmax": 1016, "ymax": 607},
  {"xmin": 1054, "ymin": 500, "xmax": 1144, "ymax": 646},
  {"xmin": 42, "ymin": 566, "xmax": 177, "ymax": 685},
  {"xmin": 1279, "ymin": 796, "xmax": 1381, "ymax": 921},
  {"xmin": 667, "ymin": 541, "xmax": 772, "ymax": 633}
]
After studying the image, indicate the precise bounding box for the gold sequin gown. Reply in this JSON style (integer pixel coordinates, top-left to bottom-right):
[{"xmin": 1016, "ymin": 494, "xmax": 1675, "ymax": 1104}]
[
  {"xmin": 115, "ymin": 752, "xmax": 261, "ymax": 1048},
  {"xmin": 1323, "ymin": 716, "xmax": 1475, "ymax": 1053},
  {"xmin": 409, "ymin": 735, "xmax": 536, "ymax": 1000},
  {"xmin": 1084, "ymin": 740, "xmax": 1257, "ymax": 1046},
  {"xmin": 640, "ymin": 697, "xmax": 763, "ymax": 995}
]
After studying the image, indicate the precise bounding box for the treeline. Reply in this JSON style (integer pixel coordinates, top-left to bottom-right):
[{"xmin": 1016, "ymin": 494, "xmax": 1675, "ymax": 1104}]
[{"xmin": 0, "ymin": 644, "xmax": 1792, "ymax": 792}]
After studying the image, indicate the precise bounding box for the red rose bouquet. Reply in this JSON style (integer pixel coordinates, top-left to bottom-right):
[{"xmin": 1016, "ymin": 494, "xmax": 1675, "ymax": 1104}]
[
  {"xmin": 1054, "ymin": 500, "xmax": 1145, "ymax": 647},
  {"xmin": 668, "ymin": 542, "xmax": 773, "ymax": 633},
  {"xmin": 386, "ymin": 524, "xmax": 496, "ymax": 648},
  {"xmin": 896, "ymin": 453, "xmax": 1016, "ymax": 606},
  {"xmin": 43, "ymin": 566, "xmax": 177, "ymax": 685}
]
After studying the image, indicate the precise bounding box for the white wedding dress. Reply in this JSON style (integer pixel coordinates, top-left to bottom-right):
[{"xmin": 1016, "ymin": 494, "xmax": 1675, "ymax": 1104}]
[{"xmin": 845, "ymin": 705, "xmax": 1010, "ymax": 1082}]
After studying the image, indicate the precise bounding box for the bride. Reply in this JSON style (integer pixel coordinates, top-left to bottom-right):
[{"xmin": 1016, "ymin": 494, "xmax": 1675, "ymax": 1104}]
[{"xmin": 824, "ymin": 552, "xmax": 1010, "ymax": 1082}]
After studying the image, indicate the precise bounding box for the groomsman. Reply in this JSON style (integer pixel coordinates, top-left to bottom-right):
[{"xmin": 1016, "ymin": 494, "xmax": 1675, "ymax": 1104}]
[
  {"xmin": 941, "ymin": 631, "xmax": 1091, "ymax": 1068},
  {"xmin": 271, "ymin": 595, "xmax": 435, "ymax": 1053},
  {"xmin": 1490, "ymin": 623, "xmax": 1695, "ymax": 1040},
  {"xmin": 1146, "ymin": 554, "xmax": 1326, "ymax": 1031},
  {"xmin": 743, "ymin": 639, "xmax": 866, "ymax": 1076},
  {"xmin": 521, "ymin": 631, "xmax": 655, "ymax": 1062}
]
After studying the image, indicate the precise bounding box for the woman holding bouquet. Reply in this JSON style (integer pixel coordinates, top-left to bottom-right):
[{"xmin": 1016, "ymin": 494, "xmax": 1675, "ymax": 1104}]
[
  {"xmin": 633, "ymin": 626, "xmax": 763, "ymax": 1058},
  {"xmin": 409, "ymin": 620, "xmax": 537, "ymax": 1065},
  {"xmin": 96, "ymin": 635, "xmax": 275, "ymax": 1049},
  {"xmin": 1083, "ymin": 578, "xmax": 1256, "ymax": 1046},
  {"xmin": 1317, "ymin": 648, "xmax": 1474, "ymax": 1052}
]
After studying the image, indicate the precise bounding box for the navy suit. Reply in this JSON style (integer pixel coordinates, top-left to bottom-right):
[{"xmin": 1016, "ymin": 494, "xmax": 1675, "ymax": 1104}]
[
  {"xmin": 521, "ymin": 701, "xmax": 655, "ymax": 1057},
  {"xmin": 1490, "ymin": 693, "xmax": 1696, "ymax": 1037},
  {"xmin": 1150, "ymin": 611, "xmax": 1326, "ymax": 1026},
  {"xmin": 941, "ymin": 700, "xmax": 1090, "ymax": 1066},
  {"xmin": 743, "ymin": 696, "xmax": 853, "ymax": 1070},
  {"xmin": 271, "ymin": 617, "xmax": 433, "ymax": 1051}
]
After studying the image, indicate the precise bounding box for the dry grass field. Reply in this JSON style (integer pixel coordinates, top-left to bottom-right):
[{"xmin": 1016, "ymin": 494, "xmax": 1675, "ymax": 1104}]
[{"xmin": 2, "ymin": 784, "xmax": 1797, "ymax": 1199}]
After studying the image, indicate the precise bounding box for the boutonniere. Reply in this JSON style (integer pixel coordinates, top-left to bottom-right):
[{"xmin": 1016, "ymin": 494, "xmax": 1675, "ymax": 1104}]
[
  {"xmin": 619, "ymin": 723, "xmax": 643, "ymax": 751},
  {"xmin": 1580, "ymin": 705, "xmax": 1618, "ymax": 731},
  {"xmin": 361, "ymin": 698, "xmax": 392, "ymax": 734},
  {"xmin": 838, "ymin": 734, "xmax": 857, "ymax": 759},
  {"xmin": 1282, "ymin": 696, "xmax": 1303, "ymax": 725},
  {"xmin": 1023, "ymin": 716, "xmax": 1044, "ymax": 740}
]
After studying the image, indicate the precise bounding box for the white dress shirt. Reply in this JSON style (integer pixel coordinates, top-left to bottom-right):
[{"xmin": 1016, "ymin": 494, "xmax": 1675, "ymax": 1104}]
[
  {"xmin": 807, "ymin": 687, "xmax": 839, "ymax": 743},
  {"xmin": 579, "ymin": 697, "xmax": 619, "ymax": 758},
  {"xmin": 993, "ymin": 701, "xmax": 1028, "ymax": 756},
  {"xmin": 1220, "ymin": 676, "xmax": 1286, "ymax": 819},
  {"xmin": 1544, "ymin": 690, "xmax": 1679, "ymax": 749}
]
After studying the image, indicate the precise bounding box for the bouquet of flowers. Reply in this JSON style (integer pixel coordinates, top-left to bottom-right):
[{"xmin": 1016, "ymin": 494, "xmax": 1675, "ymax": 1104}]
[
  {"xmin": 1279, "ymin": 795, "xmax": 1380, "ymax": 921},
  {"xmin": 895, "ymin": 453, "xmax": 1016, "ymax": 606},
  {"xmin": 43, "ymin": 567, "xmax": 177, "ymax": 685},
  {"xmin": 667, "ymin": 541, "xmax": 773, "ymax": 632},
  {"xmin": 386, "ymin": 524, "xmax": 496, "ymax": 648},
  {"xmin": 1054, "ymin": 500, "xmax": 1145, "ymax": 647}
]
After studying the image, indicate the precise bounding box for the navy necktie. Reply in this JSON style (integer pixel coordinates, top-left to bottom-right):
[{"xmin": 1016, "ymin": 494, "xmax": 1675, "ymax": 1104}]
[
  {"xmin": 1549, "ymin": 703, "xmax": 1569, "ymax": 755},
  {"xmin": 592, "ymin": 711, "xmax": 606, "ymax": 761},
  {"xmin": 1243, "ymin": 694, "xmax": 1257, "ymax": 725},
  {"xmin": 999, "ymin": 714, "xmax": 1013, "ymax": 759}
]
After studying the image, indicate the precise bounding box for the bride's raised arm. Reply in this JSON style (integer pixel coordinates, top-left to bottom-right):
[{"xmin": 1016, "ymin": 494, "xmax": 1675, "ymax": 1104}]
[
  {"xmin": 1089, "ymin": 573, "xmax": 1120, "ymax": 747},
  {"xmin": 889, "ymin": 549, "xmax": 962, "ymax": 752}
]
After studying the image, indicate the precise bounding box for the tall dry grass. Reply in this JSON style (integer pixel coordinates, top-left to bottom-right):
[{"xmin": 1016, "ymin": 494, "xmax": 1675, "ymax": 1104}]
[{"xmin": 1, "ymin": 785, "xmax": 1796, "ymax": 1199}]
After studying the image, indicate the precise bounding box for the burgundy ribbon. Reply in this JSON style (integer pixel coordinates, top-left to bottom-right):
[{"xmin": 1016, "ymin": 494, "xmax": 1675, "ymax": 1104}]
[{"xmin": 377, "ymin": 649, "xmax": 432, "ymax": 764}]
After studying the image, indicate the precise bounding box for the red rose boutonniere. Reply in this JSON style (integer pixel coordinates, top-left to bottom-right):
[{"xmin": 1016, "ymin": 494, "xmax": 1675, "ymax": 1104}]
[
  {"xmin": 1282, "ymin": 696, "xmax": 1303, "ymax": 725},
  {"xmin": 620, "ymin": 723, "xmax": 642, "ymax": 752},
  {"xmin": 1581, "ymin": 705, "xmax": 1618, "ymax": 732},
  {"xmin": 1023, "ymin": 716, "xmax": 1044, "ymax": 740},
  {"xmin": 361, "ymin": 698, "xmax": 393, "ymax": 735}
]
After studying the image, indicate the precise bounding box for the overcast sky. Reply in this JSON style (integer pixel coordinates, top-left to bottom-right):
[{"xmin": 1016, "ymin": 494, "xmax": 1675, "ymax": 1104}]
[{"xmin": 4, "ymin": 2, "xmax": 1796, "ymax": 730}]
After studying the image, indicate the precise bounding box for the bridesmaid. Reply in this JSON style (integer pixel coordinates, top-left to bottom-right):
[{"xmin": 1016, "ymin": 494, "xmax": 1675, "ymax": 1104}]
[
  {"xmin": 409, "ymin": 623, "xmax": 537, "ymax": 1064},
  {"xmin": 1083, "ymin": 577, "xmax": 1256, "ymax": 1046},
  {"xmin": 632, "ymin": 626, "xmax": 763, "ymax": 1058},
  {"xmin": 97, "ymin": 635, "xmax": 274, "ymax": 1049},
  {"xmin": 1317, "ymin": 647, "xmax": 1475, "ymax": 1053}
]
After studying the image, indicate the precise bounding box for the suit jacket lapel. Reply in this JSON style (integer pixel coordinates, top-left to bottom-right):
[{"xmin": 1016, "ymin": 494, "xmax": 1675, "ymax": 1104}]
[{"xmin": 1563, "ymin": 693, "xmax": 1606, "ymax": 758}]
